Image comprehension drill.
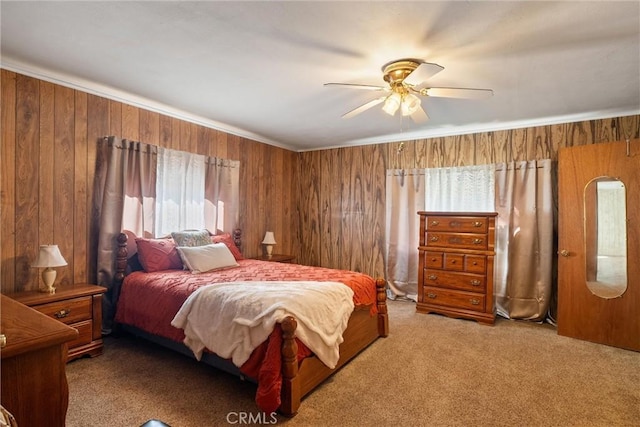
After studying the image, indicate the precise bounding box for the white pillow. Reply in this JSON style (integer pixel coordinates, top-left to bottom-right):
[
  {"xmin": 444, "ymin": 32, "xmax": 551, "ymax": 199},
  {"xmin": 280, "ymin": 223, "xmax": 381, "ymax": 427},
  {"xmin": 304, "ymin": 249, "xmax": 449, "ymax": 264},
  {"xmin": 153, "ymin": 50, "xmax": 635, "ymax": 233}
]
[{"xmin": 176, "ymin": 243, "xmax": 239, "ymax": 274}]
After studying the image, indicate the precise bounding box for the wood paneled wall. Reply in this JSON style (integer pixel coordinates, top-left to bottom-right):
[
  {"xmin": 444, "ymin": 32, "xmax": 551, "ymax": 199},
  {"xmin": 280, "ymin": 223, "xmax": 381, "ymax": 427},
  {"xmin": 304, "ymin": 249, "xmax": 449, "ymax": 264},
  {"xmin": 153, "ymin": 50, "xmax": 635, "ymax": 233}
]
[
  {"xmin": 2, "ymin": 69, "xmax": 638, "ymax": 292},
  {"xmin": 295, "ymin": 115, "xmax": 639, "ymax": 279},
  {"xmin": 1, "ymin": 70, "xmax": 297, "ymax": 293}
]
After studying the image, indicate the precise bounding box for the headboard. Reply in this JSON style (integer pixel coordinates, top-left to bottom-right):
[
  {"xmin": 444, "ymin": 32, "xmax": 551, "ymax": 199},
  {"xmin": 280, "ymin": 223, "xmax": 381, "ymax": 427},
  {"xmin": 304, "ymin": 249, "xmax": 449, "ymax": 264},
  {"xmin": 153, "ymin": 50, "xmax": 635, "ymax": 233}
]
[{"xmin": 114, "ymin": 229, "xmax": 243, "ymax": 286}]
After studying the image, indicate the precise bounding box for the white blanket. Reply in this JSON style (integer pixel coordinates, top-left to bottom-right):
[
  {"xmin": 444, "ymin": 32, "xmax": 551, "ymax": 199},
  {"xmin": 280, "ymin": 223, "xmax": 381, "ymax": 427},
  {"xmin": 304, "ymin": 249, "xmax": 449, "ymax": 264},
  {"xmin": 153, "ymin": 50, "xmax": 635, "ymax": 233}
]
[{"xmin": 171, "ymin": 281, "xmax": 355, "ymax": 369}]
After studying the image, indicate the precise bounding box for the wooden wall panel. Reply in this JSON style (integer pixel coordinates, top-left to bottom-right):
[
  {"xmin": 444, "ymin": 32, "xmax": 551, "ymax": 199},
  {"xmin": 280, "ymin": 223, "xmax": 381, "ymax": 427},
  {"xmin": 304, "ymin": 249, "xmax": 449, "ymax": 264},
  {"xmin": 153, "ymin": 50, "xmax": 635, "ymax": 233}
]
[
  {"xmin": 53, "ymin": 85, "xmax": 75, "ymax": 286},
  {"xmin": 14, "ymin": 75, "xmax": 40, "ymax": 288},
  {"xmin": 38, "ymin": 81, "xmax": 55, "ymax": 248},
  {"xmin": 74, "ymin": 91, "xmax": 88, "ymax": 283},
  {"xmin": 139, "ymin": 109, "xmax": 160, "ymax": 146},
  {"xmin": 1, "ymin": 70, "xmax": 17, "ymax": 290},
  {"xmin": 296, "ymin": 151, "xmax": 321, "ymax": 266}
]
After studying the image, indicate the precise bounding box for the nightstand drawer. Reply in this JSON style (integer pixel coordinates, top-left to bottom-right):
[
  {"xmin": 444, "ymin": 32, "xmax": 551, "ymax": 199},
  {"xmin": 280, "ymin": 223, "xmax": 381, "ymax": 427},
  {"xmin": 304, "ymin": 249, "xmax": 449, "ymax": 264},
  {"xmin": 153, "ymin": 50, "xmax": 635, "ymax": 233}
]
[
  {"xmin": 67, "ymin": 319, "xmax": 94, "ymax": 349},
  {"xmin": 34, "ymin": 296, "xmax": 92, "ymax": 325}
]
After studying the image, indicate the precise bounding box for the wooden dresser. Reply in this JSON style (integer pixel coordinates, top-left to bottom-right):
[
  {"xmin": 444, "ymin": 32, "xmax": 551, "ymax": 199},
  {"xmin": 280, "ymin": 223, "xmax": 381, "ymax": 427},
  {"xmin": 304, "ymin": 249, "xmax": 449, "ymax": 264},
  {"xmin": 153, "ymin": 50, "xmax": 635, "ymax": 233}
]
[
  {"xmin": 10, "ymin": 283, "xmax": 107, "ymax": 361},
  {"xmin": 1, "ymin": 294, "xmax": 78, "ymax": 427},
  {"xmin": 417, "ymin": 211, "xmax": 498, "ymax": 325}
]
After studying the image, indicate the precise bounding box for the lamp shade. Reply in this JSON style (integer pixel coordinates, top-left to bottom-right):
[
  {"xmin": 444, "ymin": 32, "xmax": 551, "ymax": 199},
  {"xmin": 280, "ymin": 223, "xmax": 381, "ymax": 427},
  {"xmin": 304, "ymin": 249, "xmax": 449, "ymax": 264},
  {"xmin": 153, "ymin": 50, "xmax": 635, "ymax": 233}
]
[
  {"xmin": 31, "ymin": 245, "xmax": 67, "ymax": 268},
  {"xmin": 401, "ymin": 93, "xmax": 421, "ymax": 116},
  {"xmin": 262, "ymin": 231, "xmax": 276, "ymax": 245},
  {"xmin": 382, "ymin": 93, "xmax": 401, "ymax": 116}
]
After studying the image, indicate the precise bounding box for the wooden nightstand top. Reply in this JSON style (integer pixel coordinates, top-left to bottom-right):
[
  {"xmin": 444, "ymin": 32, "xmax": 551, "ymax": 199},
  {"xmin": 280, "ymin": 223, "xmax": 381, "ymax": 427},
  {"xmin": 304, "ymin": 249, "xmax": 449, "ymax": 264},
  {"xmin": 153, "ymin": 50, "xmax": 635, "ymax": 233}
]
[
  {"xmin": 252, "ymin": 254, "xmax": 296, "ymax": 263},
  {"xmin": 9, "ymin": 283, "xmax": 107, "ymax": 306}
]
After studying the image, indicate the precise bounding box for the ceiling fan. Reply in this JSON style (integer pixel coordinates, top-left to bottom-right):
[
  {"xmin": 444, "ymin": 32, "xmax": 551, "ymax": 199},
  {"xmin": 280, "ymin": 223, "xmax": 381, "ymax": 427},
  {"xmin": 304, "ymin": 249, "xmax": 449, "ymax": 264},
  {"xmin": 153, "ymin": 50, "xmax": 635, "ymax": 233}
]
[{"xmin": 325, "ymin": 58, "xmax": 493, "ymax": 123}]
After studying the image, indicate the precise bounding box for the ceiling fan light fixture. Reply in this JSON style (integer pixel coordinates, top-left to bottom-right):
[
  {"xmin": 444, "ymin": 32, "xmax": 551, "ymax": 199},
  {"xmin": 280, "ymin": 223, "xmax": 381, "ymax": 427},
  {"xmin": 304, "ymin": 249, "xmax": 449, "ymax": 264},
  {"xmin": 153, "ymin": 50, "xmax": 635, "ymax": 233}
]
[
  {"xmin": 382, "ymin": 92, "xmax": 401, "ymax": 116},
  {"xmin": 401, "ymin": 93, "xmax": 421, "ymax": 116}
]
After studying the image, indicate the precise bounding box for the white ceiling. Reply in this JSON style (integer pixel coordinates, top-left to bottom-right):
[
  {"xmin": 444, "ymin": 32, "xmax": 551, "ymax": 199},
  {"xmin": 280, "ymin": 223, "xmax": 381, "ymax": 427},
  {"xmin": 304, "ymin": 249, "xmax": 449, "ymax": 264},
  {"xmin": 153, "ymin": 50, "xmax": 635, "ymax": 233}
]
[{"xmin": 2, "ymin": 1, "xmax": 639, "ymax": 152}]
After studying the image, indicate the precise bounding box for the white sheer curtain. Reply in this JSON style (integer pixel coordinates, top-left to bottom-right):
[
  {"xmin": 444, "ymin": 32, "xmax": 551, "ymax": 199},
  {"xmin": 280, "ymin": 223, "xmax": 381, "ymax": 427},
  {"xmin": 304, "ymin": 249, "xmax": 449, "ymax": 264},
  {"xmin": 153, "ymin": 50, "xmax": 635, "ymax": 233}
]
[
  {"xmin": 385, "ymin": 169, "xmax": 426, "ymax": 301},
  {"xmin": 494, "ymin": 160, "xmax": 554, "ymax": 321},
  {"xmin": 425, "ymin": 164, "xmax": 495, "ymax": 211},
  {"xmin": 155, "ymin": 147, "xmax": 206, "ymax": 237}
]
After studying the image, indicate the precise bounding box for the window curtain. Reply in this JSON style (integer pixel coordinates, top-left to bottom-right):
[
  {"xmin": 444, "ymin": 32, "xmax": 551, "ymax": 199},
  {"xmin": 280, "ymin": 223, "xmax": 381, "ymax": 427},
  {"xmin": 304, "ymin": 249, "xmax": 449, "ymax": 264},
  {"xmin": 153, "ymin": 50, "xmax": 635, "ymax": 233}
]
[
  {"xmin": 385, "ymin": 169, "xmax": 426, "ymax": 301},
  {"xmin": 425, "ymin": 164, "xmax": 495, "ymax": 212},
  {"xmin": 95, "ymin": 136, "xmax": 157, "ymax": 333},
  {"xmin": 205, "ymin": 157, "xmax": 240, "ymax": 234},
  {"xmin": 494, "ymin": 160, "xmax": 554, "ymax": 321},
  {"xmin": 155, "ymin": 147, "xmax": 206, "ymax": 237}
]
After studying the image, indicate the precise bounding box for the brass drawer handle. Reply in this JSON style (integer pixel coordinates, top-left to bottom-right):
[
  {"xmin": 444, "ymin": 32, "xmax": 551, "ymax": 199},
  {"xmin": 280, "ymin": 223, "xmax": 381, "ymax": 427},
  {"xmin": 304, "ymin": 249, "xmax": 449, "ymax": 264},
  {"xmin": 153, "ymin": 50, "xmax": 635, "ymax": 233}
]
[
  {"xmin": 0, "ymin": 334, "xmax": 6, "ymax": 348},
  {"xmin": 429, "ymin": 236, "xmax": 439, "ymax": 242},
  {"xmin": 470, "ymin": 279, "xmax": 481, "ymax": 286},
  {"xmin": 431, "ymin": 258, "xmax": 437, "ymax": 262},
  {"xmin": 430, "ymin": 220, "xmax": 439, "ymax": 226},
  {"xmin": 470, "ymin": 299, "xmax": 480, "ymax": 305},
  {"xmin": 472, "ymin": 238, "xmax": 483, "ymax": 245},
  {"xmin": 428, "ymin": 274, "xmax": 437, "ymax": 280},
  {"xmin": 449, "ymin": 221, "xmax": 460, "ymax": 227},
  {"xmin": 54, "ymin": 309, "xmax": 71, "ymax": 319},
  {"xmin": 427, "ymin": 293, "xmax": 437, "ymax": 299},
  {"xmin": 473, "ymin": 221, "xmax": 483, "ymax": 227}
]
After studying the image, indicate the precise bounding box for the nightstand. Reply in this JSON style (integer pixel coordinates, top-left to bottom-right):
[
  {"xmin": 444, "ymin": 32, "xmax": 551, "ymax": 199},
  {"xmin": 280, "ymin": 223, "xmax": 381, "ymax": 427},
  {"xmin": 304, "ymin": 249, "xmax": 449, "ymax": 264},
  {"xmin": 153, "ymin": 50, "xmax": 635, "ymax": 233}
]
[
  {"xmin": 10, "ymin": 283, "xmax": 107, "ymax": 362},
  {"xmin": 253, "ymin": 254, "xmax": 296, "ymax": 263}
]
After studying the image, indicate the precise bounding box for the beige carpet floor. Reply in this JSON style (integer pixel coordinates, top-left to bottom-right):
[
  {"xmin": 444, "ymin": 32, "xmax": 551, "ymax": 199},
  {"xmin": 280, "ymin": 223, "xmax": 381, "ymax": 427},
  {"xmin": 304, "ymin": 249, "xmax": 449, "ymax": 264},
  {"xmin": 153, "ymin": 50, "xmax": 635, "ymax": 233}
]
[{"xmin": 66, "ymin": 300, "xmax": 640, "ymax": 426}]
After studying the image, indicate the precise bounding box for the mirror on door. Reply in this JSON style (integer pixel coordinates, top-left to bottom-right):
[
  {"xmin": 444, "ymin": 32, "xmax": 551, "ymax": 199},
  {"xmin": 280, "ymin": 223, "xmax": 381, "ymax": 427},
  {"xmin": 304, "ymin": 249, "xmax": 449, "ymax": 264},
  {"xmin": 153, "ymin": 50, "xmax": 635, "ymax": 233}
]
[{"xmin": 584, "ymin": 177, "xmax": 628, "ymax": 298}]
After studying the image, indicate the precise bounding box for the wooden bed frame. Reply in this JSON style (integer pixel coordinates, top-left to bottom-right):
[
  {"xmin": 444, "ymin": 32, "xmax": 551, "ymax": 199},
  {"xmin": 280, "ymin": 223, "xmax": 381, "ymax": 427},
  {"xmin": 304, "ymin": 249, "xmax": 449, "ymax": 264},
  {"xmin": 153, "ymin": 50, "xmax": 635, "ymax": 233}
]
[{"xmin": 113, "ymin": 231, "xmax": 389, "ymax": 416}]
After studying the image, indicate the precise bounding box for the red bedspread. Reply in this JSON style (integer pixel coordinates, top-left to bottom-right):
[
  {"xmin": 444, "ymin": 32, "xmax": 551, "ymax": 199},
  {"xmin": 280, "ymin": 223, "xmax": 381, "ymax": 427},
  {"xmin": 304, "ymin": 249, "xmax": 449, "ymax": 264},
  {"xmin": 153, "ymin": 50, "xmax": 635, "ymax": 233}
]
[{"xmin": 114, "ymin": 259, "xmax": 378, "ymax": 412}]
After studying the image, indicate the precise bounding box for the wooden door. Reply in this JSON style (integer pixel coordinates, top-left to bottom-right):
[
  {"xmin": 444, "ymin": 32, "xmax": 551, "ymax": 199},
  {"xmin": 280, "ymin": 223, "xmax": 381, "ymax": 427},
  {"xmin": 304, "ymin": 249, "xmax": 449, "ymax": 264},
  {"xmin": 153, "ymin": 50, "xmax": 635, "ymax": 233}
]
[{"xmin": 557, "ymin": 140, "xmax": 639, "ymax": 351}]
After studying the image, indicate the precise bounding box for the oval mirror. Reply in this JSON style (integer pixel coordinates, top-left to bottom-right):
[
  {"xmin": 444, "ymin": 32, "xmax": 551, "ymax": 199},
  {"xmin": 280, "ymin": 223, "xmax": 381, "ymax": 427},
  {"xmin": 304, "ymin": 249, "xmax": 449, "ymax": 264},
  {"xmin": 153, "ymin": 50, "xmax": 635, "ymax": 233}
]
[{"xmin": 584, "ymin": 177, "xmax": 627, "ymax": 298}]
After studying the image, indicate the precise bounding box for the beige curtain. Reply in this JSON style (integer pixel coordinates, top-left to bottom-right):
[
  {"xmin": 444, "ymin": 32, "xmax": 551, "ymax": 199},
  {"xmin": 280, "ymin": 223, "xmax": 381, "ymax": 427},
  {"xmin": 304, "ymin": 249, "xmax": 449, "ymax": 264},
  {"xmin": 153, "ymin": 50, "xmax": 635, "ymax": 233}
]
[
  {"xmin": 494, "ymin": 159, "xmax": 554, "ymax": 321},
  {"xmin": 384, "ymin": 169, "xmax": 426, "ymax": 301},
  {"xmin": 205, "ymin": 157, "xmax": 240, "ymax": 234},
  {"xmin": 95, "ymin": 136, "xmax": 157, "ymax": 333}
]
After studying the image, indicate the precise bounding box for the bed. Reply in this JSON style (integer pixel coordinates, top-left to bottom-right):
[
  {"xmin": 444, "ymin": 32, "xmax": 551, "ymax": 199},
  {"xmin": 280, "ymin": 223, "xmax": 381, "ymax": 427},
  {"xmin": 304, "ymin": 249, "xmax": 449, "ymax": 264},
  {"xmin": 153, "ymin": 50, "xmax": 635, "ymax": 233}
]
[{"xmin": 112, "ymin": 230, "xmax": 388, "ymax": 416}]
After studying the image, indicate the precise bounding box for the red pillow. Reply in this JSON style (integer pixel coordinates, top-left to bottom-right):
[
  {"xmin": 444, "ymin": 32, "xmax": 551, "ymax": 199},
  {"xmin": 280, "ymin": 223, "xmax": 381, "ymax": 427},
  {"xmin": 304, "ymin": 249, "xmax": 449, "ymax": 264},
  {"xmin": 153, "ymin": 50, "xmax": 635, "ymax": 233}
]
[
  {"xmin": 211, "ymin": 233, "xmax": 244, "ymax": 260},
  {"xmin": 135, "ymin": 238, "xmax": 183, "ymax": 272}
]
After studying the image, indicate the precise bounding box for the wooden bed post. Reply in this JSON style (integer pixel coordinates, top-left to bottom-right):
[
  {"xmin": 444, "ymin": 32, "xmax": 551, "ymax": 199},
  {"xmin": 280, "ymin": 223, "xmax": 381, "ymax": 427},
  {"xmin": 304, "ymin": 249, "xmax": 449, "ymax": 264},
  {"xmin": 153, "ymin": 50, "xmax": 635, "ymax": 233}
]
[
  {"xmin": 115, "ymin": 233, "xmax": 128, "ymax": 285},
  {"xmin": 279, "ymin": 316, "xmax": 300, "ymax": 417},
  {"xmin": 376, "ymin": 278, "xmax": 389, "ymax": 337}
]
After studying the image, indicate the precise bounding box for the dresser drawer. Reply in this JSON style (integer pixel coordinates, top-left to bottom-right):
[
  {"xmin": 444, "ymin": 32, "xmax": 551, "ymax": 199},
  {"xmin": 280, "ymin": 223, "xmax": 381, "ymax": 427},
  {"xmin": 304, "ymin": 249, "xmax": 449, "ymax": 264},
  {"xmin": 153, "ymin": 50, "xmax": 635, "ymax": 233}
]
[
  {"xmin": 426, "ymin": 232, "xmax": 488, "ymax": 250},
  {"xmin": 424, "ymin": 252, "xmax": 443, "ymax": 269},
  {"xmin": 464, "ymin": 255, "xmax": 486, "ymax": 273},
  {"xmin": 33, "ymin": 296, "xmax": 92, "ymax": 325},
  {"xmin": 424, "ymin": 269, "xmax": 486, "ymax": 292},
  {"xmin": 422, "ymin": 286, "xmax": 486, "ymax": 312},
  {"xmin": 444, "ymin": 253, "xmax": 464, "ymax": 271},
  {"xmin": 67, "ymin": 319, "xmax": 94, "ymax": 349},
  {"xmin": 425, "ymin": 216, "xmax": 488, "ymax": 233}
]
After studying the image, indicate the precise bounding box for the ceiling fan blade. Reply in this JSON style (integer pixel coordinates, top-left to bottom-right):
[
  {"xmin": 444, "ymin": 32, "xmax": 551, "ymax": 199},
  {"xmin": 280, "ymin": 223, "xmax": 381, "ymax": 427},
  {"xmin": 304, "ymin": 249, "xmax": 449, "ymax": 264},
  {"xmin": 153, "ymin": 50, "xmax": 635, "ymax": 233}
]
[
  {"xmin": 410, "ymin": 105, "xmax": 429, "ymax": 123},
  {"xmin": 342, "ymin": 97, "xmax": 386, "ymax": 119},
  {"xmin": 423, "ymin": 87, "xmax": 494, "ymax": 99},
  {"xmin": 324, "ymin": 83, "xmax": 388, "ymax": 91},
  {"xmin": 404, "ymin": 62, "xmax": 444, "ymax": 86}
]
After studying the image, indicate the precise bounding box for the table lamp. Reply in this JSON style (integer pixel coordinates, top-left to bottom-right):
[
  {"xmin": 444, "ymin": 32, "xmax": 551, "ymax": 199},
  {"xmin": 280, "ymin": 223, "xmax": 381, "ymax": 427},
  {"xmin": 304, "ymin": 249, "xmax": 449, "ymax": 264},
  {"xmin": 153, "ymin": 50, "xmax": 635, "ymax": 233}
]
[
  {"xmin": 32, "ymin": 245, "xmax": 67, "ymax": 293},
  {"xmin": 261, "ymin": 231, "xmax": 276, "ymax": 258}
]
